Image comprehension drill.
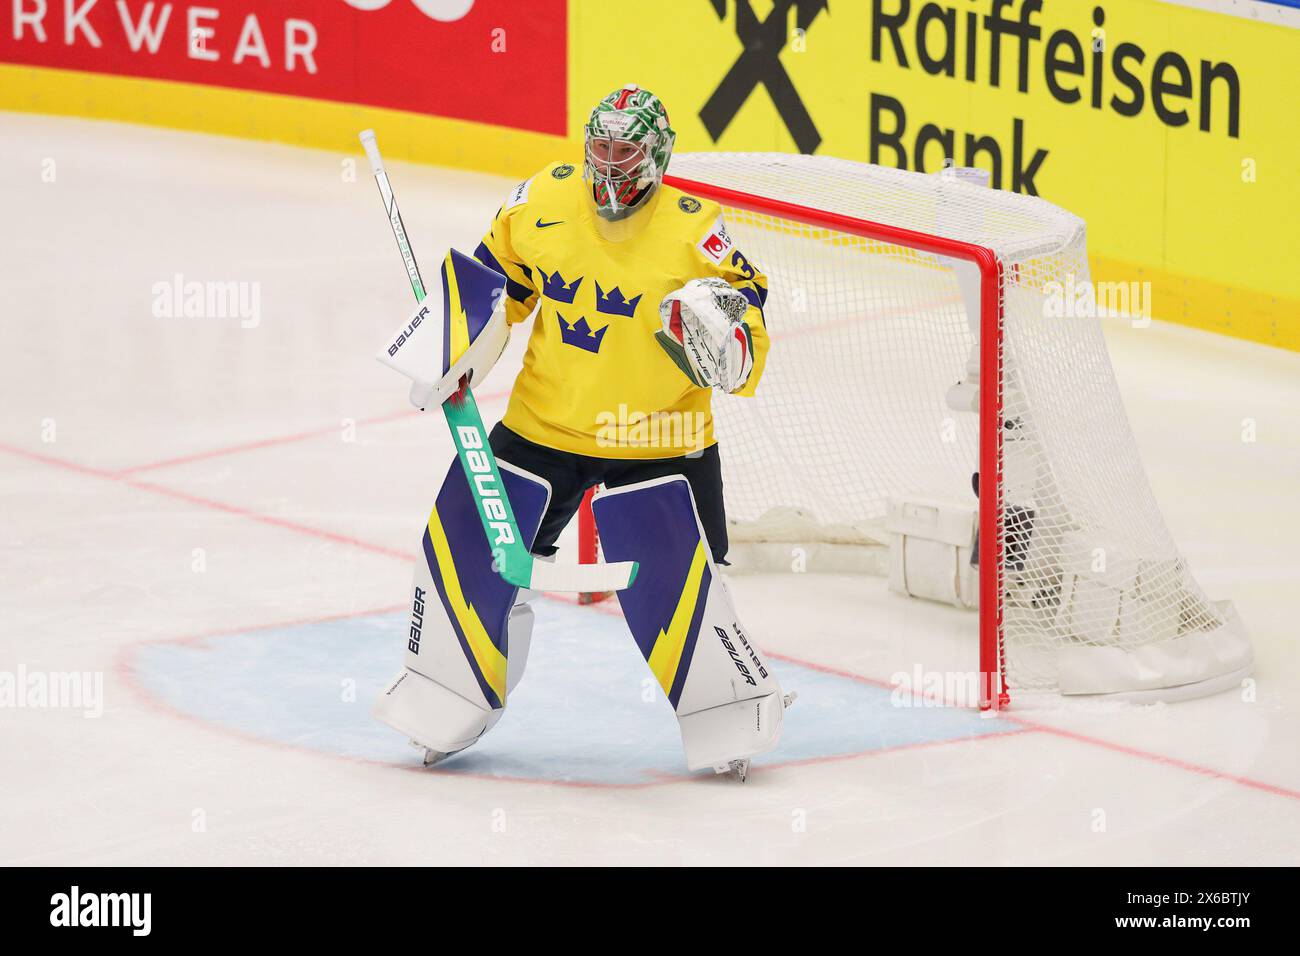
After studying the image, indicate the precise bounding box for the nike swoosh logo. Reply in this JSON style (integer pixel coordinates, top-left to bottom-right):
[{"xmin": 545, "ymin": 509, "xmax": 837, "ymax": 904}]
[{"xmin": 535, "ymin": 218, "xmax": 564, "ymax": 228}]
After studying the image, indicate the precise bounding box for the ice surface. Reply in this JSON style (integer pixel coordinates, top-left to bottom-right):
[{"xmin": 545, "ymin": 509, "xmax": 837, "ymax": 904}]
[{"xmin": 2, "ymin": 112, "xmax": 1298, "ymax": 865}]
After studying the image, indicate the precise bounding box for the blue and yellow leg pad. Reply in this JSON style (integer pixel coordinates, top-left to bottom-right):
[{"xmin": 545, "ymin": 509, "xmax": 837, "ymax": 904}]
[
  {"xmin": 593, "ymin": 476, "xmax": 788, "ymax": 770},
  {"xmin": 592, "ymin": 476, "xmax": 731, "ymax": 713},
  {"xmin": 420, "ymin": 459, "xmax": 549, "ymax": 710}
]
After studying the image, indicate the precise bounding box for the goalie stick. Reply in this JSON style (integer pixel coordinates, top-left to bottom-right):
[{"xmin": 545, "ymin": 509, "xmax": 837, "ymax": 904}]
[{"xmin": 359, "ymin": 130, "xmax": 638, "ymax": 595}]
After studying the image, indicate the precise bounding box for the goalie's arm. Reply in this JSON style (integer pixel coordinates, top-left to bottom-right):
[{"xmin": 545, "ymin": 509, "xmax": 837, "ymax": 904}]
[{"xmin": 472, "ymin": 192, "xmax": 540, "ymax": 327}]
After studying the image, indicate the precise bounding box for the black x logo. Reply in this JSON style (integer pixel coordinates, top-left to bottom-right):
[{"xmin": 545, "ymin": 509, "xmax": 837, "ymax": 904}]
[{"xmin": 699, "ymin": 0, "xmax": 829, "ymax": 154}]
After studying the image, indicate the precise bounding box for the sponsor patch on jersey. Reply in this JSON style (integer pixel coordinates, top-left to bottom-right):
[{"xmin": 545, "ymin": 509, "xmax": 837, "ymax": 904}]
[
  {"xmin": 551, "ymin": 164, "xmax": 575, "ymax": 180},
  {"xmin": 678, "ymin": 196, "xmax": 701, "ymax": 214},
  {"xmin": 696, "ymin": 214, "xmax": 735, "ymax": 264},
  {"xmin": 505, "ymin": 177, "xmax": 533, "ymax": 210}
]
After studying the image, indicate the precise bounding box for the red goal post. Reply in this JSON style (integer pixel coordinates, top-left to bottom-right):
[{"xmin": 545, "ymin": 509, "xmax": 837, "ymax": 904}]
[{"xmin": 576, "ymin": 168, "xmax": 1008, "ymax": 707}]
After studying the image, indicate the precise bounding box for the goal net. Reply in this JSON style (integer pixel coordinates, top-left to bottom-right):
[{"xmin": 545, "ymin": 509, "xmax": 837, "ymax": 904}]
[{"xmin": 582, "ymin": 152, "xmax": 1252, "ymax": 706}]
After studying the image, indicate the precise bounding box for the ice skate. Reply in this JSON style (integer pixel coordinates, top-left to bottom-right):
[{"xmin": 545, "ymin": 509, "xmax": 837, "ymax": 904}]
[{"xmin": 417, "ymin": 742, "xmax": 466, "ymax": 768}]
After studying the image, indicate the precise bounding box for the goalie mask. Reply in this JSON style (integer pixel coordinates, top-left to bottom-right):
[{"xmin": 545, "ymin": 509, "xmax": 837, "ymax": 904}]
[{"xmin": 584, "ymin": 84, "xmax": 676, "ymax": 225}]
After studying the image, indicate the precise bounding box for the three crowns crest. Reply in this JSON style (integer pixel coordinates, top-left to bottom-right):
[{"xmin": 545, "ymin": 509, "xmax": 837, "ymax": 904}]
[
  {"xmin": 557, "ymin": 313, "xmax": 607, "ymax": 354},
  {"xmin": 540, "ymin": 268, "xmax": 582, "ymax": 304},
  {"xmin": 595, "ymin": 282, "xmax": 642, "ymax": 317}
]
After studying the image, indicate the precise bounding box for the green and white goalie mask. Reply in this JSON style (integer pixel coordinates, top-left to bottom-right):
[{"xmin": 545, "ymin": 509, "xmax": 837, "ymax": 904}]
[{"xmin": 583, "ymin": 84, "xmax": 676, "ymax": 223}]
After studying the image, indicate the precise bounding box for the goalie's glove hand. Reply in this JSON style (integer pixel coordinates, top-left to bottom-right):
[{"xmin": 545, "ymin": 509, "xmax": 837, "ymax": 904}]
[{"xmin": 656, "ymin": 277, "xmax": 755, "ymax": 392}]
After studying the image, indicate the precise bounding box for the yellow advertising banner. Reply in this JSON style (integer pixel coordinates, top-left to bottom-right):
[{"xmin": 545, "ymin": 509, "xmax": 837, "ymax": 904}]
[
  {"xmin": 571, "ymin": 0, "xmax": 1300, "ymax": 348},
  {"xmin": 3, "ymin": 1, "xmax": 1294, "ymax": 348}
]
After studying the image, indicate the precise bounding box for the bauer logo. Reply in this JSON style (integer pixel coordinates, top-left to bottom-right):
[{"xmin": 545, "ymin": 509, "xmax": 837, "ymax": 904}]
[
  {"xmin": 714, "ymin": 626, "xmax": 758, "ymax": 687},
  {"xmin": 455, "ymin": 425, "xmax": 515, "ymax": 546},
  {"xmin": 49, "ymin": 886, "xmax": 151, "ymax": 937},
  {"xmin": 728, "ymin": 622, "xmax": 769, "ymax": 680},
  {"xmin": 388, "ymin": 305, "xmax": 429, "ymax": 356},
  {"xmin": 408, "ymin": 586, "xmax": 427, "ymax": 654}
]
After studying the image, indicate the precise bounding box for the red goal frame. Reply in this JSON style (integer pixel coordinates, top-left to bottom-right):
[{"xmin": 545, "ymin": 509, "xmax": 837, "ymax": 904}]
[{"xmin": 578, "ymin": 173, "xmax": 1010, "ymax": 710}]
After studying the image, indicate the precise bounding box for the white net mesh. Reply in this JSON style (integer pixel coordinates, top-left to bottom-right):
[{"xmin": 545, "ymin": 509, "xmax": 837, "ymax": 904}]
[{"xmin": 668, "ymin": 152, "xmax": 1247, "ymax": 695}]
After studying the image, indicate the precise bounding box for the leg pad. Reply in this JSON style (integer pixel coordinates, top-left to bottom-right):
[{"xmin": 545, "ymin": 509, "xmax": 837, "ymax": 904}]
[
  {"xmin": 592, "ymin": 475, "xmax": 789, "ymax": 769},
  {"xmin": 373, "ymin": 667, "xmax": 500, "ymax": 755},
  {"xmin": 678, "ymin": 691, "xmax": 787, "ymax": 772}
]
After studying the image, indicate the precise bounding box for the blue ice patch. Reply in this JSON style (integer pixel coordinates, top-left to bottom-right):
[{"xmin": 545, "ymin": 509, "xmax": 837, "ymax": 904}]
[{"xmin": 128, "ymin": 599, "xmax": 1018, "ymax": 785}]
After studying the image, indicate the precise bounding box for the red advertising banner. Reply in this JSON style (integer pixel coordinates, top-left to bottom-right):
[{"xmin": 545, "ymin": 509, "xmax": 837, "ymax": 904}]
[{"xmin": 0, "ymin": 0, "xmax": 566, "ymax": 134}]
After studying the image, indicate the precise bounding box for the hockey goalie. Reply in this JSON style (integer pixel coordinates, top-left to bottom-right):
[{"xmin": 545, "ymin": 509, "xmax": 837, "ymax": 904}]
[{"xmin": 367, "ymin": 85, "xmax": 793, "ymax": 780}]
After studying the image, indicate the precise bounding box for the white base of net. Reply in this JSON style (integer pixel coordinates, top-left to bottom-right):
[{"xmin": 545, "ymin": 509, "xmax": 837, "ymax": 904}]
[{"xmin": 723, "ymin": 527, "xmax": 1252, "ymax": 704}]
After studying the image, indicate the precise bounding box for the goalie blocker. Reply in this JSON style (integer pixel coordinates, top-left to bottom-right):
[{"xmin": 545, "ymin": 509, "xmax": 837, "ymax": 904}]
[{"xmin": 592, "ymin": 476, "xmax": 792, "ymax": 773}]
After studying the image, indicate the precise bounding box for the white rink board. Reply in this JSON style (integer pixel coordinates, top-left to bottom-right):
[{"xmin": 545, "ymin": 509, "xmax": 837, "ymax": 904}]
[{"xmin": 1, "ymin": 112, "xmax": 1298, "ymax": 865}]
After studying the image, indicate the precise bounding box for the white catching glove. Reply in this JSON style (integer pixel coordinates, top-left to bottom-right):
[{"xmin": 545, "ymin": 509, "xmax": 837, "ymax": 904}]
[{"xmin": 655, "ymin": 277, "xmax": 755, "ymax": 392}]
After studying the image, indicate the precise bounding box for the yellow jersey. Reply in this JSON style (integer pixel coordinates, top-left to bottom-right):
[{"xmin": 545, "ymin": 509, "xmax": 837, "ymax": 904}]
[{"xmin": 473, "ymin": 162, "xmax": 769, "ymax": 459}]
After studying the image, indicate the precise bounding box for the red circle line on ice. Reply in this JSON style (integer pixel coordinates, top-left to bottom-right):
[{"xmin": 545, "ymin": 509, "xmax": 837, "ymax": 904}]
[{"xmin": 1, "ymin": 423, "xmax": 1293, "ymax": 799}]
